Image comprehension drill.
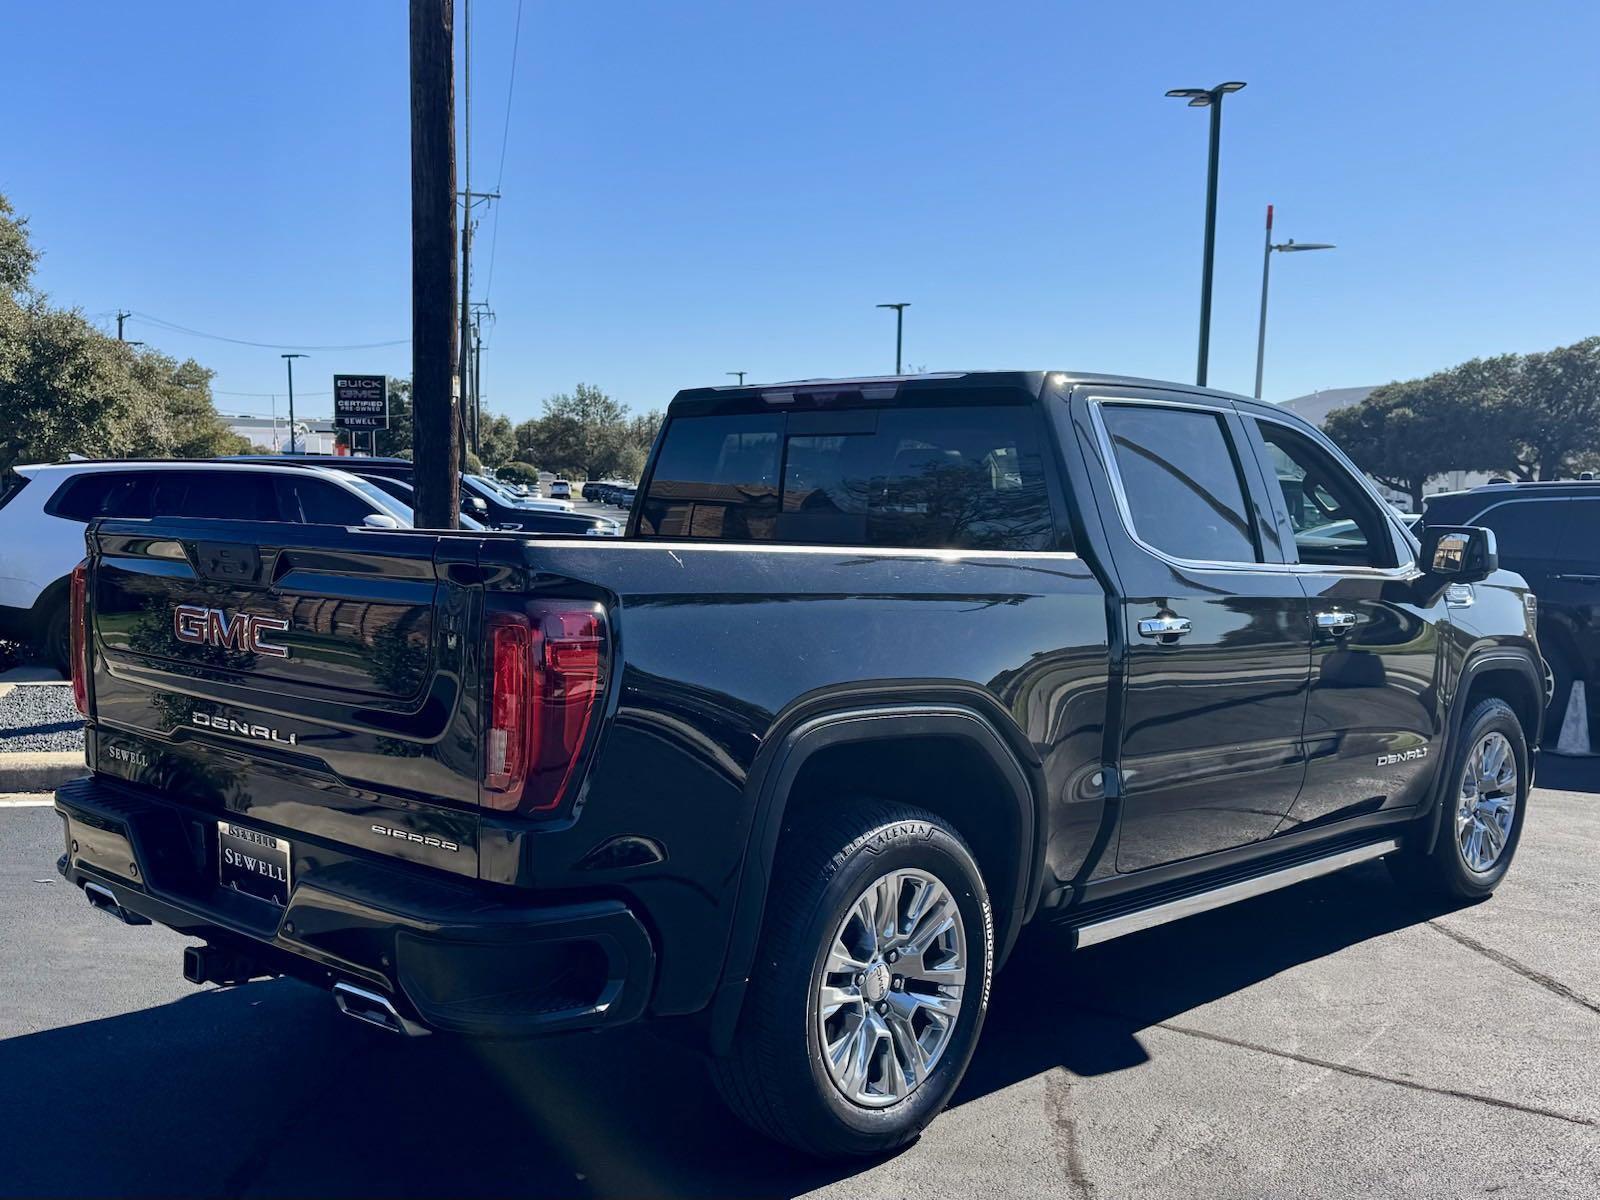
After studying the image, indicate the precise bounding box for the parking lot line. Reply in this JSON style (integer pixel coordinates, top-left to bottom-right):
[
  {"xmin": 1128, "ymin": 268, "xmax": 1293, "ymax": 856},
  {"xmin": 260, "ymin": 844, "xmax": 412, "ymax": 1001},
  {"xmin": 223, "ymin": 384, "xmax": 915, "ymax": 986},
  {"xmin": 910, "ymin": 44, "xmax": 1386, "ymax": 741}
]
[{"xmin": 0, "ymin": 793, "xmax": 54, "ymax": 806}]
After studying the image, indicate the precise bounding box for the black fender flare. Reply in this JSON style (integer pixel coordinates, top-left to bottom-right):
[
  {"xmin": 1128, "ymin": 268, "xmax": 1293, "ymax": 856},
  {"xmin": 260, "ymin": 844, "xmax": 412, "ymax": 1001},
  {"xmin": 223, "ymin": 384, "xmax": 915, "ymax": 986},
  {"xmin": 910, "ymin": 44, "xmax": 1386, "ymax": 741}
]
[
  {"xmin": 1422, "ymin": 648, "xmax": 1545, "ymax": 854},
  {"xmin": 707, "ymin": 693, "xmax": 1043, "ymax": 1054}
]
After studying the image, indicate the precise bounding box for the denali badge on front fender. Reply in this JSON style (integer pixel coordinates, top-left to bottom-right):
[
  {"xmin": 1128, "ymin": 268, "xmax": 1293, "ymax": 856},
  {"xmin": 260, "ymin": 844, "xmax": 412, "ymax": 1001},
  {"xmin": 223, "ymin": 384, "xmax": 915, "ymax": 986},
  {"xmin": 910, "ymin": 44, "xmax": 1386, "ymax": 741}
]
[
  {"xmin": 173, "ymin": 604, "xmax": 290, "ymax": 658},
  {"xmin": 1376, "ymin": 747, "xmax": 1428, "ymax": 766}
]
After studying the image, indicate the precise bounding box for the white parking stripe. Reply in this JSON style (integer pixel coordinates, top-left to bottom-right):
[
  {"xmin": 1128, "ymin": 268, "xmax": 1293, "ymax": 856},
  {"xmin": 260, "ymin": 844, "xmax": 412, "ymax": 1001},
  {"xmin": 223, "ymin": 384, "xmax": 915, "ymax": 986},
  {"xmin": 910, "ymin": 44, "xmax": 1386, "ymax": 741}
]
[{"xmin": 0, "ymin": 794, "xmax": 55, "ymax": 807}]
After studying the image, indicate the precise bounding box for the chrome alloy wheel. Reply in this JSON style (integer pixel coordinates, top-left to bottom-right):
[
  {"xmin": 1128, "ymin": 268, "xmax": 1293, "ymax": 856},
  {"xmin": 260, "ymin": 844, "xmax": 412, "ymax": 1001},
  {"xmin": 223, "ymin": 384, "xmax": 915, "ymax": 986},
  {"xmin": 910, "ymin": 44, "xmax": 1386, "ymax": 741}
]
[
  {"xmin": 1456, "ymin": 731, "xmax": 1518, "ymax": 872},
  {"xmin": 815, "ymin": 868, "xmax": 968, "ymax": 1108}
]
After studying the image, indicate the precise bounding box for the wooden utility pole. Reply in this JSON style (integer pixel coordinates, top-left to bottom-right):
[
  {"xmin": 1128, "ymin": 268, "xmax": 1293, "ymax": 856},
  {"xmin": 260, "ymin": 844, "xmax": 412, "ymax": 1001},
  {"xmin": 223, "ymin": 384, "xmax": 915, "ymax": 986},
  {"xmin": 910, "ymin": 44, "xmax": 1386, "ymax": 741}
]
[{"xmin": 409, "ymin": 0, "xmax": 460, "ymax": 529}]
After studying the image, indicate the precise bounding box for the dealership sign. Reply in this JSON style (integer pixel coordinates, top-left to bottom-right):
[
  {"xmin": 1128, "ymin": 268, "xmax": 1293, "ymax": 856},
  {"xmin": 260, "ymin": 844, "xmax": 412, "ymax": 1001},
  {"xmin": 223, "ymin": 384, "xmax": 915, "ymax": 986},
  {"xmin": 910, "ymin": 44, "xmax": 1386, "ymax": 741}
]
[{"xmin": 333, "ymin": 375, "xmax": 389, "ymax": 430}]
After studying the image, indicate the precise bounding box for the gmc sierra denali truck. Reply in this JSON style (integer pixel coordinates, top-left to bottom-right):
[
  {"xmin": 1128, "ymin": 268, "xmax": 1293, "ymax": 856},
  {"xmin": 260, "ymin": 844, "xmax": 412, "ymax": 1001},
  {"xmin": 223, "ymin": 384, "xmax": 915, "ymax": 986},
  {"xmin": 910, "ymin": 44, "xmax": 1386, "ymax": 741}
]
[{"xmin": 55, "ymin": 371, "xmax": 1543, "ymax": 1158}]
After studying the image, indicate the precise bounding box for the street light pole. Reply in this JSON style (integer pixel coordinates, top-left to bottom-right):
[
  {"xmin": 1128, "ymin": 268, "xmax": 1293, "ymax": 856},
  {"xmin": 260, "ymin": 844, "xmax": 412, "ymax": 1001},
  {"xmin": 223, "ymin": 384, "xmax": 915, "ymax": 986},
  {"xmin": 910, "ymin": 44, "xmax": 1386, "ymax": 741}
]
[
  {"xmin": 1252, "ymin": 204, "xmax": 1335, "ymax": 399},
  {"xmin": 1166, "ymin": 82, "xmax": 1246, "ymax": 387},
  {"xmin": 876, "ymin": 303, "xmax": 910, "ymax": 374},
  {"xmin": 281, "ymin": 353, "xmax": 307, "ymax": 453},
  {"xmin": 726, "ymin": 371, "xmax": 746, "ymax": 386}
]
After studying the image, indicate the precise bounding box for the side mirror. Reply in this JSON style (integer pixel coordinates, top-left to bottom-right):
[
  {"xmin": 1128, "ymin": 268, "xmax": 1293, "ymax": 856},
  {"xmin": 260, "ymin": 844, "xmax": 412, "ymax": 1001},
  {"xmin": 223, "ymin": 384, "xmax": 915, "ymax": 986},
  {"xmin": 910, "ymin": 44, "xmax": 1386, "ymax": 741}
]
[
  {"xmin": 466, "ymin": 496, "xmax": 489, "ymax": 516},
  {"xmin": 1420, "ymin": 524, "xmax": 1497, "ymax": 582},
  {"xmin": 362, "ymin": 513, "xmax": 401, "ymax": 530}
]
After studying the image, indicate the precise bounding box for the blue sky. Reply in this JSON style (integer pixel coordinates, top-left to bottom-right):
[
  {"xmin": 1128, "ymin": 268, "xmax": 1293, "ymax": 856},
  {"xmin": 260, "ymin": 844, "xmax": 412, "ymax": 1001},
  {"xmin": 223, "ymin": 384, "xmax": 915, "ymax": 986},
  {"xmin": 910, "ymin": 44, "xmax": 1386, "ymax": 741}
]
[{"xmin": 5, "ymin": 1, "xmax": 1597, "ymax": 421}]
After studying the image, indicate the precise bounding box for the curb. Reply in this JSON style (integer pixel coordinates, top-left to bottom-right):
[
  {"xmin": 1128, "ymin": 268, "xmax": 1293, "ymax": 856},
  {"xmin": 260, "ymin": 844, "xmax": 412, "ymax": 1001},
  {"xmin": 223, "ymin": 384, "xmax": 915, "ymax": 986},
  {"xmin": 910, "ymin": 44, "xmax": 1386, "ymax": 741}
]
[{"xmin": 0, "ymin": 751, "xmax": 85, "ymax": 793}]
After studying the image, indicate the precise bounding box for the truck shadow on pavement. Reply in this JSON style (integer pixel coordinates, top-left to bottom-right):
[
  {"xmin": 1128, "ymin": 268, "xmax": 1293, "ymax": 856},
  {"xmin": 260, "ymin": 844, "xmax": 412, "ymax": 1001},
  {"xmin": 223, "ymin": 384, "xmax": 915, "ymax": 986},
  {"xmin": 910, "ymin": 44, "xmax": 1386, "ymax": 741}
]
[{"xmin": 0, "ymin": 864, "xmax": 1457, "ymax": 1200}]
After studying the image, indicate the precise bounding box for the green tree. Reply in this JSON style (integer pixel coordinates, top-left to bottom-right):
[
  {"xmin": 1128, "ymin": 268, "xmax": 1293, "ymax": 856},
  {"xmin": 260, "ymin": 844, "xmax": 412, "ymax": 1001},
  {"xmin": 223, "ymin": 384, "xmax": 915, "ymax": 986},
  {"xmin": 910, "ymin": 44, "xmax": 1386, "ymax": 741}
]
[
  {"xmin": 496, "ymin": 461, "xmax": 540, "ymax": 486},
  {"xmin": 1324, "ymin": 373, "xmax": 1503, "ymax": 509},
  {"xmin": 0, "ymin": 192, "xmax": 245, "ymax": 468},
  {"xmin": 513, "ymin": 385, "xmax": 660, "ymax": 480},
  {"xmin": 1491, "ymin": 338, "xmax": 1600, "ymax": 480},
  {"xmin": 478, "ymin": 411, "xmax": 516, "ymax": 469}
]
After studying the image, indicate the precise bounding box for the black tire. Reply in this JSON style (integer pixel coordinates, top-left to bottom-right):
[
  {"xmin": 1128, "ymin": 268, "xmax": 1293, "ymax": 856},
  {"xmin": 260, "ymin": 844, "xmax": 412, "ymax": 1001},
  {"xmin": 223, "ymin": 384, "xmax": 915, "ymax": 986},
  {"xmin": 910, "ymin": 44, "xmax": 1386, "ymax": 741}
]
[
  {"xmin": 712, "ymin": 802, "xmax": 994, "ymax": 1159},
  {"xmin": 1388, "ymin": 697, "xmax": 1529, "ymax": 902},
  {"xmin": 40, "ymin": 600, "xmax": 71, "ymax": 678}
]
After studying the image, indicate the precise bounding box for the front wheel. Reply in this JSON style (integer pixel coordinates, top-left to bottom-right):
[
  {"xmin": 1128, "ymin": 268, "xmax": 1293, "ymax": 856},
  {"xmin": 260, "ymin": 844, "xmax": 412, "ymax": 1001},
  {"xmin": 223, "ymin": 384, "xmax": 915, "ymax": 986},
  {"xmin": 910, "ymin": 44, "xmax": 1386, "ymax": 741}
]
[
  {"xmin": 1389, "ymin": 697, "xmax": 1529, "ymax": 901},
  {"xmin": 712, "ymin": 802, "xmax": 993, "ymax": 1158}
]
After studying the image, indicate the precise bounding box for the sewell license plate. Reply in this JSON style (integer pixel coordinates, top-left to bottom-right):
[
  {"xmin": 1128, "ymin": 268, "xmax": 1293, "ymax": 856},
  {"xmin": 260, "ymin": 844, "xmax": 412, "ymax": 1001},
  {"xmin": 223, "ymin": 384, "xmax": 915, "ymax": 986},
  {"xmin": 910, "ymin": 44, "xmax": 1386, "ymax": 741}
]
[{"xmin": 218, "ymin": 821, "xmax": 292, "ymax": 906}]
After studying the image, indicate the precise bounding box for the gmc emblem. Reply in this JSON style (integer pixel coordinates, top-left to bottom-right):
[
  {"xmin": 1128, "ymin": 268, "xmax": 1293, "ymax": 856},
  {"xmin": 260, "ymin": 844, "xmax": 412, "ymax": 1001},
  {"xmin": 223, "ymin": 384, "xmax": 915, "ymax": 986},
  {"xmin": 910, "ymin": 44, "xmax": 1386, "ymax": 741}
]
[{"xmin": 173, "ymin": 605, "xmax": 291, "ymax": 658}]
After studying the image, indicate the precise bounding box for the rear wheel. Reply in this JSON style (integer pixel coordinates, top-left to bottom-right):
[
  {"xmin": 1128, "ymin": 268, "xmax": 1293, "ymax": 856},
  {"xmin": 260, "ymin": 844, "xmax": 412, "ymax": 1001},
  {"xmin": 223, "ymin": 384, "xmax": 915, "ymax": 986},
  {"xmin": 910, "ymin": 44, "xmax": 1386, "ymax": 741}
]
[
  {"xmin": 712, "ymin": 802, "xmax": 993, "ymax": 1158},
  {"xmin": 1389, "ymin": 697, "xmax": 1528, "ymax": 901},
  {"xmin": 41, "ymin": 601, "xmax": 70, "ymax": 677}
]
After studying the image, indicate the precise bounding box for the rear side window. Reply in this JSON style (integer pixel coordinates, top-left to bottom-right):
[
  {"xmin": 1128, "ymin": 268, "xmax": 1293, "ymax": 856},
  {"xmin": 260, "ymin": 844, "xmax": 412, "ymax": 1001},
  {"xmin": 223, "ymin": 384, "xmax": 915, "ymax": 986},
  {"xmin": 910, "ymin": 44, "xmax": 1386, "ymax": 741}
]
[
  {"xmin": 637, "ymin": 405, "xmax": 1055, "ymax": 550},
  {"xmin": 274, "ymin": 477, "xmax": 375, "ymax": 527},
  {"xmin": 1100, "ymin": 404, "xmax": 1258, "ymax": 564},
  {"xmin": 49, "ymin": 472, "xmax": 153, "ymax": 521}
]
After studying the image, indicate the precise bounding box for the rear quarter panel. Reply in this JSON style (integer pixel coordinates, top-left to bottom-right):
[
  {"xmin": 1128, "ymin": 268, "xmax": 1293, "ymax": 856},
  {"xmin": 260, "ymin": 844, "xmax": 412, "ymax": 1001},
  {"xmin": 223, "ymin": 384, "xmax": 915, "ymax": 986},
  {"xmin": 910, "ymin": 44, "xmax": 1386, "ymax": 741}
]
[{"xmin": 489, "ymin": 538, "xmax": 1110, "ymax": 1014}]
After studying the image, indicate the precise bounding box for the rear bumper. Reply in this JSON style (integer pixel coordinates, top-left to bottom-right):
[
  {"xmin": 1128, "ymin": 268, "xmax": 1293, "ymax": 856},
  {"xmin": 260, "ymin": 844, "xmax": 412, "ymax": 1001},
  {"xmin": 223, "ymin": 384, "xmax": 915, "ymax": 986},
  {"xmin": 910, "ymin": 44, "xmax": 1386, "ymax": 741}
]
[{"xmin": 54, "ymin": 774, "xmax": 656, "ymax": 1038}]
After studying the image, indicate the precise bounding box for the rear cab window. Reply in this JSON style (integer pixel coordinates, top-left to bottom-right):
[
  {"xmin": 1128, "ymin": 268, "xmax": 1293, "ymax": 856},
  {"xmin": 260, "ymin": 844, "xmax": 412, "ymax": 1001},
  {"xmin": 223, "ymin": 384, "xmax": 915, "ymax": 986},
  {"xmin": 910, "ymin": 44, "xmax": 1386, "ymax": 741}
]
[{"xmin": 637, "ymin": 388, "xmax": 1059, "ymax": 551}]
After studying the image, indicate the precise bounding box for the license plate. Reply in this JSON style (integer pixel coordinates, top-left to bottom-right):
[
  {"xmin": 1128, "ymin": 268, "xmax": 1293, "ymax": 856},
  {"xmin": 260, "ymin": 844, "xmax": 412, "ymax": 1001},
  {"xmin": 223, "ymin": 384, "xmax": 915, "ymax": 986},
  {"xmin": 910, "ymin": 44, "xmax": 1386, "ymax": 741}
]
[{"xmin": 217, "ymin": 821, "xmax": 292, "ymax": 906}]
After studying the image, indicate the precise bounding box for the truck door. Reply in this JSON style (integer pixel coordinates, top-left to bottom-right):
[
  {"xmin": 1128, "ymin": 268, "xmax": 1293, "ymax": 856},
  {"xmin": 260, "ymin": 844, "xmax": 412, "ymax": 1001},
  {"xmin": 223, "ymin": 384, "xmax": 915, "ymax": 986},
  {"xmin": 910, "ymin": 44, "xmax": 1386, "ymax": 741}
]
[
  {"xmin": 1238, "ymin": 412, "xmax": 1446, "ymax": 827},
  {"xmin": 1080, "ymin": 393, "xmax": 1313, "ymax": 872}
]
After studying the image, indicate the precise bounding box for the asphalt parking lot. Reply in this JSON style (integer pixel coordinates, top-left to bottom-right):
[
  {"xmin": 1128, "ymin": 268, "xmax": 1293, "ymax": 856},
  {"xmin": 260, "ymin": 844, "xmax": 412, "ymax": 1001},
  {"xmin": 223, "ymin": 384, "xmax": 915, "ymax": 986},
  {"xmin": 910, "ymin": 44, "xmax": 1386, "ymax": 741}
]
[{"xmin": 2, "ymin": 763, "xmax": 1596, "ymax": 1199}]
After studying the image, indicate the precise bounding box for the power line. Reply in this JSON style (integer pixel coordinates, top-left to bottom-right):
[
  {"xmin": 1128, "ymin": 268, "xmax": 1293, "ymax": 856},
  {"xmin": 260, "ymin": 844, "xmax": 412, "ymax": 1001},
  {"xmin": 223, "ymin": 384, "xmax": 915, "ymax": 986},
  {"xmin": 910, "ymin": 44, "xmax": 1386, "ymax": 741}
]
[
  {"xmin": 493, "ymin": 0, "xmax": 523, "ymax": 193},
  {"xmin": 127, "ymin": 311, "xmax": 410, "ymax": 351},
  {"xmin": 484, "ymin": 0, "xmax": 524, "ymax": 306}
]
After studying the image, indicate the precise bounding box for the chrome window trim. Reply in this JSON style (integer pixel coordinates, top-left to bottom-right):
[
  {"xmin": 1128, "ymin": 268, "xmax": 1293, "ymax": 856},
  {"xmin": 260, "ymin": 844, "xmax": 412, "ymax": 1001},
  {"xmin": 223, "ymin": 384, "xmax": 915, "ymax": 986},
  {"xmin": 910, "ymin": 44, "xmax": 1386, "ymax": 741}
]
[{"xmin": 1087, "ymin": 395, "xmax": 1420, "ymax": 579}]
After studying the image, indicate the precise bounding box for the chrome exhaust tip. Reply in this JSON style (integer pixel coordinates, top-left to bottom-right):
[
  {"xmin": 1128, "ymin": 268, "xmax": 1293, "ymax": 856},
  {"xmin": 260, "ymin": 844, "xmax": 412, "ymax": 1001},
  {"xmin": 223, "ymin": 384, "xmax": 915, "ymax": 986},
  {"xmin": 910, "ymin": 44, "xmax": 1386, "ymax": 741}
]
[
  {"xmin": 82, "ymin": 880, "xmax": 150, "ymax": 926},
  {"xmin": 331, "ymin": 981, "xmax": 429, "ymax": 1037}
]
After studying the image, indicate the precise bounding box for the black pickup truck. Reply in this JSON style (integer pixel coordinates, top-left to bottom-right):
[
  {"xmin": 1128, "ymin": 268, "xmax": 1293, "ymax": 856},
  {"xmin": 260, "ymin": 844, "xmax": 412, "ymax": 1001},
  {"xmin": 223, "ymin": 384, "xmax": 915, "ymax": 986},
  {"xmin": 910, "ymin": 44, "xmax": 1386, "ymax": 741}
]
[{"xmin": 56, "ymin": 371, "xmax": 1543, "ymax": 1157}]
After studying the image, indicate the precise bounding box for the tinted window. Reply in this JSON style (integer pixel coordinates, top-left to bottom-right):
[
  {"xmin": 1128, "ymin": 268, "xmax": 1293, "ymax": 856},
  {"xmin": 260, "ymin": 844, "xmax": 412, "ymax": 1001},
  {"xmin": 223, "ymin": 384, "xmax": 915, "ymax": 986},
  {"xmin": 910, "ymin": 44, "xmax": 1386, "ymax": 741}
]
[
  {"xmin": 1101, "ymin": 405, "xmax": 1258, "ymax": 563},
  {"xmin": 275, "ymin": 478, "xmax": 376, "ymax": 526},
  {"xmin": 1255, "ymin": 421, "xmax": 1394, "ymax": 568},
  {"xmin": 150, "ymin": 471, "xmax": 275, "ymax": 521},
  {"xmin": 638, "ymin": 406, "xmax": 1055, "ymax": 550},
  {"xmin": 1473, "ymin": 499, "xmax": 1564, "ymax": 560},
  {"xmin": 50, "ymin": 472, "xmax": 152, "ymax": 521}
]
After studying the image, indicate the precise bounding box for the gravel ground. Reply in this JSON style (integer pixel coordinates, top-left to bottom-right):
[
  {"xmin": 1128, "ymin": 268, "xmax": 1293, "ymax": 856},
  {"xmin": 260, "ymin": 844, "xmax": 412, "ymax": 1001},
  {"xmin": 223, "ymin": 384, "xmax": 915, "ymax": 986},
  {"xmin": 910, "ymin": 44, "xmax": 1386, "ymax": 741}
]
[{"xmin": 0, "ymin": 684, "xmax": 83, "ymax": 753}]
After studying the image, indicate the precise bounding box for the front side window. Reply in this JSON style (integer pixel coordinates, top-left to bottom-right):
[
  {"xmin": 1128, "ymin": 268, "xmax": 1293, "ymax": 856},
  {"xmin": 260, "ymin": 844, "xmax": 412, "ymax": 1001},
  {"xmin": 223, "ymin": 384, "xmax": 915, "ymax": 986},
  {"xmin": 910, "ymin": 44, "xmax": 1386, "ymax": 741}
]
[
  {"xmin": 275, "ymin": 478, "xmax": 378, "ymax": 527},
  {"xmin": 1255, "ymin": 421, "xmax": 1394, "ymax": 568},
  {"xmin": 638, "ymin": 405, "xmax": 1054, "ymax": 550},
  {"xmin": 1100, "ymin": 404, "xmax": 1259, "ymax": 564}
]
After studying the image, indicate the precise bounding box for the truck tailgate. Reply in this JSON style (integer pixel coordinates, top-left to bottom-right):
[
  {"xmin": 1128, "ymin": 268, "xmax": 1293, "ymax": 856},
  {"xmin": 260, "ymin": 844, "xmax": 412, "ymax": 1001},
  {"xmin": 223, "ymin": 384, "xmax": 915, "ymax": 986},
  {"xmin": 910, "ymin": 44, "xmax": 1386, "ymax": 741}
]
[{"xmin": 84, "ymin": 518, "xmax": 485, "ymax": 879}]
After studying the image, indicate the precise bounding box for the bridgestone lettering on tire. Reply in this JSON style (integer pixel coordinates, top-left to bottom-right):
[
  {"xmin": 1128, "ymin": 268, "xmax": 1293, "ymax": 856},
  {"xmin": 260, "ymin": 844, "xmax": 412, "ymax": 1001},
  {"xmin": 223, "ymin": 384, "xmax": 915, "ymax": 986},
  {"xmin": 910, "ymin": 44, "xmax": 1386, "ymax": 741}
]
[{"xmin": 712, "ymin": 801, "xmax": 994, "ymax": 1158}]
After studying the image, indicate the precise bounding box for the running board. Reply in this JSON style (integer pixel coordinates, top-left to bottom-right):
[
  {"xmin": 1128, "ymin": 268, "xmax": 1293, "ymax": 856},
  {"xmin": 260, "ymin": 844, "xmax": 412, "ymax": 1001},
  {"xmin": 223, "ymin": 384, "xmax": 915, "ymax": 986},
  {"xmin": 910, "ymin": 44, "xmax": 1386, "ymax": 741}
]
[{"xmin": 1071, "ymin": 838, "xmax": 1401, "ymax": 949}]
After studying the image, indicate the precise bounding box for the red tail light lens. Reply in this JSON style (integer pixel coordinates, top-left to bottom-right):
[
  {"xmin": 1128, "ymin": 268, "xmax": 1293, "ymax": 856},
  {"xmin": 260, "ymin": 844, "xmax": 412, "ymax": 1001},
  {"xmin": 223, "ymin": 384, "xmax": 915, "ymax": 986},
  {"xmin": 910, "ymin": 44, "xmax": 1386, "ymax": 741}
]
[
  {"xmin": 484, "ymin": 603, "xmax": 607, "ymax": 813},
  {"xmin": 69, "ymin": 561, "xmax": 88, "ymax": 715}
]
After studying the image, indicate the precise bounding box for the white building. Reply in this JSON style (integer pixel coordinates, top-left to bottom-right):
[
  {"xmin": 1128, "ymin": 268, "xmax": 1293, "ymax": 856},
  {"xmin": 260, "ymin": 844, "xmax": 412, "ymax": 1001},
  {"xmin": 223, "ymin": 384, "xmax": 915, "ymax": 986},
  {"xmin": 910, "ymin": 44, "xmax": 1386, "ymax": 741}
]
[{"xmin": 222, "ymin": 415, "xmax": 341, "ymax": 455}]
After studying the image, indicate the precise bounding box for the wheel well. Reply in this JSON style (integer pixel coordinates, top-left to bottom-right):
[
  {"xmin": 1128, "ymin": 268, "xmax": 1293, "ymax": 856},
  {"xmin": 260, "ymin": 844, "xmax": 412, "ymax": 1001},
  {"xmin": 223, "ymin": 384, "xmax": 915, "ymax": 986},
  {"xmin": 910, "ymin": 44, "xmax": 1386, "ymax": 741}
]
[
  {"xmin": 1462, "ymin": 665, "xmax": 1541, "ymax": 747},
  {"xmin": 774, "ymin": 734, "xmax": 1028, "ymax": 939}
]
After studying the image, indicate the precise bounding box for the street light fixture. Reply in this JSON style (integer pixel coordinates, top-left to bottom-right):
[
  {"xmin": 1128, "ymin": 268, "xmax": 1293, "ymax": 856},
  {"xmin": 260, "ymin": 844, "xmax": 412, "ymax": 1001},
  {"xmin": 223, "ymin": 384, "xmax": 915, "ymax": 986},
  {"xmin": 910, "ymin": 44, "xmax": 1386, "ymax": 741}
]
[
  {"xmin": 1165, "ymin": 81, "xmax": 1246, "ymax": 387},
  {"xmin": 876, "ymin": 303, "xmax": 910, "ymax": 374},
  {"xmin": 1253, "ymin": 204, "xmax": 1335, "ymax": 398},
  {"xmin": 726, "ymin": 371, "xmax": 747, "ymax": 386},
  {"xmin": 281, "ymin": 353, "xmax": 307, "ymax": 453}
]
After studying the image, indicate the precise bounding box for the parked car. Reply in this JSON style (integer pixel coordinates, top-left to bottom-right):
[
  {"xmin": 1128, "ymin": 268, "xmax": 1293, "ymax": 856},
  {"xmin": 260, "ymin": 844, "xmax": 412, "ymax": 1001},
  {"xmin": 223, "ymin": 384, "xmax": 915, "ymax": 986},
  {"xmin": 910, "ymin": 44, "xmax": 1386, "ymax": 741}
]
[
  {"xmin": 0, "ymin": 460, "xmax": 416, "ymax": 670},
  {"xmin": 223, "ymin": 457, "xmax": 614, "ymax": 536},
  {"xmin": 57, "ymin": 371, "xmax": 1540, "ymax": 1159},
  {"xmin": 460, "ymin": 474, "xmax": 616, "ymax": 535},
  {"xmin": 350, "ymin": 476, "xmax": 486, "ymax": 531},
  {"xmin": 549, "ymin": 479, "xmax": 571, "ymax": 500},
  {"xmin": 1424, "ymin": 481, "xmax": 1592, "ymax": 743},
  {"xmin": 611, "ymin": 484, "xmax": 637, "ymax": 509}
]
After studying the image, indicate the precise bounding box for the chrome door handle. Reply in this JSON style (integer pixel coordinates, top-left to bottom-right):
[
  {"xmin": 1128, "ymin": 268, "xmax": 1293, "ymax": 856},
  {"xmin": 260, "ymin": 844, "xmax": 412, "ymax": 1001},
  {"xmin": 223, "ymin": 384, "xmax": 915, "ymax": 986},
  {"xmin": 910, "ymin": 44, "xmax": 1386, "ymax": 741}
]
[
  {"xmin": 1137, "ymin": 615, "xmax": 1192, "ymax": 642},
  {"xmin": 1315, "ymin": 610, "xmax": 1357, "ymax": 635}
]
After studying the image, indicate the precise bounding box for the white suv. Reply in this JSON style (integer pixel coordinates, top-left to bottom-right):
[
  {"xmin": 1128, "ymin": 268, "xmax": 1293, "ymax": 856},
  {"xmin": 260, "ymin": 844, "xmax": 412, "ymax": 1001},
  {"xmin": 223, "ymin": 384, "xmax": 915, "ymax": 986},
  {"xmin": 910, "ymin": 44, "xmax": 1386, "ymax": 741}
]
[{"xmin": 0, "ymin": 460, "xmax": 416, "ymax": 670}]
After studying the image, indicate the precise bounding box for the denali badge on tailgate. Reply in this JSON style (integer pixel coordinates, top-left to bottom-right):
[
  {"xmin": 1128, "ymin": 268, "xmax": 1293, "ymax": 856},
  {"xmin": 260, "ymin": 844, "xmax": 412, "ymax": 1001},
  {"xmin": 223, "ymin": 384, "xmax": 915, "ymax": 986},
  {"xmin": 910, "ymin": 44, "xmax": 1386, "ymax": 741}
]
[
  {"xmin": 192, "ymin": 712, "xmax": 298, "ymax": 746},
  {"xmin": 173, "ymin": 604, "xmax": 290, "ymax": 658}
]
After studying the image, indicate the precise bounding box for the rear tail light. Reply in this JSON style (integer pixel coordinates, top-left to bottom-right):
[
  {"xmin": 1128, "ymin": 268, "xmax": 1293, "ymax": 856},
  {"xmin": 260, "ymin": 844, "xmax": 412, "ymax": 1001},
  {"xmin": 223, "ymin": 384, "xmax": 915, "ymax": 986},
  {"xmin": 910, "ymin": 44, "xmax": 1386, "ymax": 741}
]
[
  {"xmin": 484, "ymin": 602, "xmax": 607, "ymax": 813},
  {"xmin": 69, "ymin": 561, "xmax": 88, "ymax": 715}
]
